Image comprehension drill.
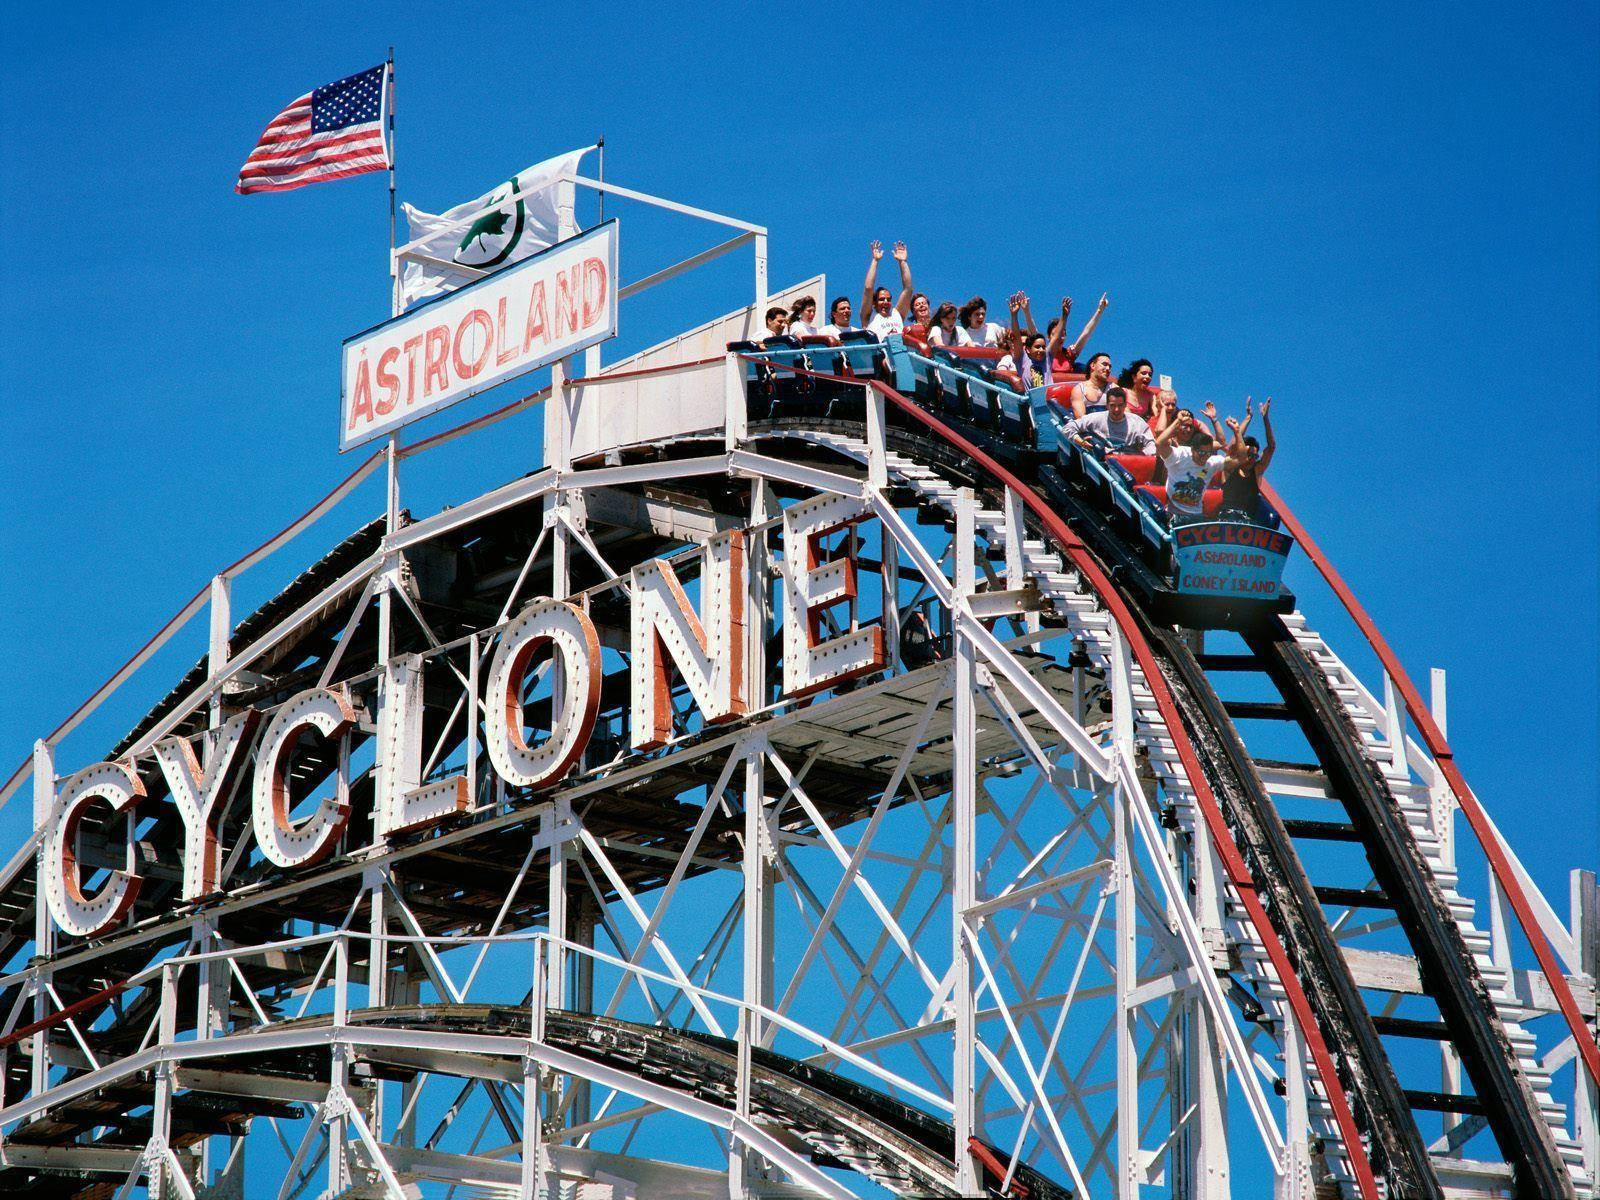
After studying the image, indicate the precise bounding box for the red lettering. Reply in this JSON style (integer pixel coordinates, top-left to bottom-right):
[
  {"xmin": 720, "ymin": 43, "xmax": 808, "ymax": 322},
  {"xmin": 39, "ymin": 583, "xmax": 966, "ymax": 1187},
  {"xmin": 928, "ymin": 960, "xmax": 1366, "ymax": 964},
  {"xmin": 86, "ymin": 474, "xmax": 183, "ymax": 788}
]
[
  {"xmin": 348, "ymin": 354, "xmax": 375, "ymax": 429},
  {"xmin": 423, "ymin": 325, "xmax": 451, "ymax": 397},
  {"xmin": 453, "ymin": 309, "xmax": 494, "ymax": 380},
  {"xmin": 401, "ymin": 335, "xmax": 424, "ymax": 406},
  {"xmin": 496, "ymin": 297, "xmax": 521, "ymax": 367},
  {"xmin": 374, "ymin": 346, "xmax": 400, "ymax": 415},
  {"xmin": 555, "ymin": 266, "xmax": 581, "ymax": 336},
  {"xmin": 581, "ymin": 256, "xmax": 608, "ymax": 327},
  {"xmin": 524, "ymin": 281, "xmax": 549, "ymax": 350}
]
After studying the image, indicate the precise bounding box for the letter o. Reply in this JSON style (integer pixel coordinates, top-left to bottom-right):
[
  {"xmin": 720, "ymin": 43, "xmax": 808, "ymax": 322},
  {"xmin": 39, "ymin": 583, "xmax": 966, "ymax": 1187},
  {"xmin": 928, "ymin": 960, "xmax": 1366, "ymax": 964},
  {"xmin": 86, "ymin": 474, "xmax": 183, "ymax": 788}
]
[
  {"xmin": 453, "ymin": 309, "xmax": 495, "ymax": 380},
  {"xmin": 485, "ymin": 599, "xmax": 601, "ymax": 790},
  {"xmin": 251, "ymin": 687, "xmax": 356, "ymax": 869},
  {"xmin": 45, "ymin": 762, "xmax": 144, "ymax": 939}
]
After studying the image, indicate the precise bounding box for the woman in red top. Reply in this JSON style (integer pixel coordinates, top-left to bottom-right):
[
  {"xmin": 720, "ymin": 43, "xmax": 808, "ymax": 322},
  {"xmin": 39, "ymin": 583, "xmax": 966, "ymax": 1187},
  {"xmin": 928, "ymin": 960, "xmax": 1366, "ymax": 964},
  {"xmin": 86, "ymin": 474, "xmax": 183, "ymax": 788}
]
[{"xmin": 1044, "ymin": 293, "xmax": 1109, "ymax": 376}]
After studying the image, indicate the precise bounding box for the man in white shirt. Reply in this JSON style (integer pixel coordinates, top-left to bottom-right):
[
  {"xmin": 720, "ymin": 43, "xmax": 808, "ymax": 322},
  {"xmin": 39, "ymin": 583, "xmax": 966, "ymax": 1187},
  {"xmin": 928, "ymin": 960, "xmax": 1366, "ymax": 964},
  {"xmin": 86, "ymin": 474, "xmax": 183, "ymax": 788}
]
[
  {"xmin": 860, "ymin": 240, "xmax": 914, "ymax": 338},
  {"xmin": 763, "ymin": 307, "xmax": 789, "ymax": 338},
  {"xmin": 1153, "ymin": 407, "xmax": 1226, "ymax": 523},
  {"xmin": 819, "ymin": 296, "xmax": 855, "ymax": 339},
  {"xmin": 1064, "ymin": 387, "xmax": 1155, "ymax": 453}
]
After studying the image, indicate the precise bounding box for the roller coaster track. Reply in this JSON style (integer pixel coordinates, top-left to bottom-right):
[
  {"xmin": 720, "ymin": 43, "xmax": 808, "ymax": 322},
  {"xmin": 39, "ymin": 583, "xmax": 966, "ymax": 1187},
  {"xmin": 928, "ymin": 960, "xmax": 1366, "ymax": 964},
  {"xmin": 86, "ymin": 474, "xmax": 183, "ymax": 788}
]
[
  {"xmin": 1, "ymin": 356, "xmax": 1593, "ymax": 1198},
  {"xmin": 763, "ymin": 365, "xmax": 1594, "ymax": 1197},
  {"xmin": 0, "ymin": 1005, "xmax": 1071, "ymax": 1200}
]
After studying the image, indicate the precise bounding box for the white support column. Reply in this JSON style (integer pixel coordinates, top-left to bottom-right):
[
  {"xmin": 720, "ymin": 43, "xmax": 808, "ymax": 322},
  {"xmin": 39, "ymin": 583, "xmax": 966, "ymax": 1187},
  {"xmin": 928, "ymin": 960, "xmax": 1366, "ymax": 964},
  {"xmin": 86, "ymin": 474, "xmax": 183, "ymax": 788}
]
[
  {"xmin": 952, "ymin": 488, "xmax": 980, "ymax": 1196},
  {"xmin": 1277, "ymin": 1013, "xmax": 1313, "ymax": 1200},
  {"xmin": 748, "ymin": 478, "xmax": 772, "ymax": 711},
  {"xmin": 732, "ymin": 704, "xmax": 771, "ymax": 1196},
  {"xmin": 30, "ymin": 740, "xmax": 55, "ymax": 1102},
  {"xmin": 548, "ymin": 178, "xmax": 579, "ymax": 477},
  {"xmin": 735, "ymin": 477, "xmax": 774, "ymax": 1199},
  {"xmin": 207, "ymin": 574, "xmax": 231, "ymax": 729},
  {"xmin": 547, "ymin": 359, "xmax": 571, "ymax": 475},
  {"xmin": 1111, "ymin": 633, "xmax": 1140, "ymax": 1200},
  {"xmin": 520, "ymin": 1052, "xmax": 543, "ymax": 1200},
  {"xmin": 742, "ymin": 738, "xmax": 773, "ymax": 1033},
  {"xmin": 730, "ymin": 1004, "xmax": 759, "ymax": 1199},
  {"xmin": 882, "ymin": 517, "xmax": 902, "ymax": 674},
  {"xmin": 328, "ymin": 937, "xmax": 351, "ymax": 1196},
  {"xmin": 753, "ymin": 233, "xmax": 768, "ymax": 314},
  {"xmin": 1381, "ymin": 672, "xmax": 1406, "ymax": 777},
  {"xmin": 191, "ymin": 914, "xmax": 228, "ymax": 1188},
  {"xmin": 543, "ymin": 523, "xmax": 571, "ymax": 1193},
  {"xmin": 725, "ymin": 352, "xmax": 748, "ymax": 452},
  {"xmin": 366, "ymin": 864, "xmax": 389, "ymax": 1143},
  {"xmin": 1183, "ymin": 730, "xmax": 1231, "ymax": 1196},
  {"xmin": 1003, "ymin": 488, "xmax": 1037, "ymax": 635},
  {"xmin": 195, "ymin": 574, "xmax": 232, "ymax": 1189},
  {"xmin": 864, "ymin": 385, "xmax": 888, "ymax": 491},
  {"xmin": 152, "ymin": 963, "xmax": 179, "ymax": 1200},
  {"xmin": 1429, "ymin": 667, "xmax": 1456, "ymax": 871}
]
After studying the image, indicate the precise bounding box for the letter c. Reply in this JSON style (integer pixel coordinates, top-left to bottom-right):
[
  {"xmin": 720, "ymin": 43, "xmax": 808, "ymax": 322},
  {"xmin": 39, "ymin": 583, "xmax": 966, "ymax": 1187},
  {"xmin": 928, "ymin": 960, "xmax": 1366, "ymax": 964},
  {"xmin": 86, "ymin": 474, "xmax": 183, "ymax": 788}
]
[
  {"xmin": 251, "ymin": 687, "xmax": 357, "ymax": 869},
  {"xmin": 44, "ymin": 762, "xmax": 144, "ymax": 938}
]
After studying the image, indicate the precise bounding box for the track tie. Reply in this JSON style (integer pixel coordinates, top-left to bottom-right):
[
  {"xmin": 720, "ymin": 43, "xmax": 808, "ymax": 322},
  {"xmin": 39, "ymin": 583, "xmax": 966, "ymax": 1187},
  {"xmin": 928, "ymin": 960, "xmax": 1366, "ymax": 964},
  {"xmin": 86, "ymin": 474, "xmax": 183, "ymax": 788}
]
[
  {"xmin": 1252, "ymin": 757, "xmax": 1326, "ymax": 775},
  {"xmin": 1195, "ymin": 653, "xmax": 1265, "ymax": 672},
  {"xmin": 1221, "ymin": 700, "xmax": 1296, "ymax": 721},
  {"xmin": 1280, "ymin": 818, "xmax": 1364, "ymax": 843},
  {"xmin": 1371, "ymin": 1014, "xmax": 1452, "ymax": 1040},
  {"xmin": 1312, "ymin": 885, "xmax": 1397, "ymax": 910},
  {"xmin": 1404, "ymin": 1089, "xmax": 1486, "ymax": 1115}
]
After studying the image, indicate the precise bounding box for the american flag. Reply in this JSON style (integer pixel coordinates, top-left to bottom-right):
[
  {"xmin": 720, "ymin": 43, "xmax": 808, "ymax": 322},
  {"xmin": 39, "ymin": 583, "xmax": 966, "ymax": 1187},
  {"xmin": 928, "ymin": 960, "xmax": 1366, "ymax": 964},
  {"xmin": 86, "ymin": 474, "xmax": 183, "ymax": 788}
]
[{"xmin": 236, "ymin": 65, "xmax": 390, "ymax": 195}]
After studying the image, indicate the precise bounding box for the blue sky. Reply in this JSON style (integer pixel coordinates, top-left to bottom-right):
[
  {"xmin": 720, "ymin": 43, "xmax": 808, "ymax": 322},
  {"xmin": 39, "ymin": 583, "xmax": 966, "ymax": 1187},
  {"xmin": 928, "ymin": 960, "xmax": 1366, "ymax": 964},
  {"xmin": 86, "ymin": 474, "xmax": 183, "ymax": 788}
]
[{"xmin": 0, "ymin": 0, "xmax": 1595, "ymax": 1187}]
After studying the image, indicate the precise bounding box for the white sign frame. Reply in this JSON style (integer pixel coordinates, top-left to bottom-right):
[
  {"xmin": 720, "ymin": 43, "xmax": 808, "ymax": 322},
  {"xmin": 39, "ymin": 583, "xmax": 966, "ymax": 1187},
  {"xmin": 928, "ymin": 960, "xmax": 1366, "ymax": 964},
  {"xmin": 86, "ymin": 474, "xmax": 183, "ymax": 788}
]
[{"xmin": 341, "ymin": 221, "xmax": 618, "ymax": 451}]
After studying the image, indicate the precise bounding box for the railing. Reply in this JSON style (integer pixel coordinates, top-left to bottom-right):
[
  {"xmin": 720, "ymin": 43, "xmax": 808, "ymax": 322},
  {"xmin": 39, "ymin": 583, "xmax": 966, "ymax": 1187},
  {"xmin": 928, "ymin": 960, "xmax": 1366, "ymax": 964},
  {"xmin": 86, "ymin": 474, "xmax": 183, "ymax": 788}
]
[
  {"xmin": 1263, "ymin": 480, "xmax": 1600, "ymax": 1086},
  {"xmin": 0, "ymin": 927, "xmax": 951, "ymax": 1128}
]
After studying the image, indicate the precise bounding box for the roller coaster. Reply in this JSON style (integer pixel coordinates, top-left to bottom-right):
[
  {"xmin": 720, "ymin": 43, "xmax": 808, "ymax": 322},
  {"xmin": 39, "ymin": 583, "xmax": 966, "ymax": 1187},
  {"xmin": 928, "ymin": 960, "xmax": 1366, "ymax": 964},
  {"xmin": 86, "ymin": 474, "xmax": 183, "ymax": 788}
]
[{"xmin": 0, "ymin": 180, "xmax": 1594, "ymax": 1200}]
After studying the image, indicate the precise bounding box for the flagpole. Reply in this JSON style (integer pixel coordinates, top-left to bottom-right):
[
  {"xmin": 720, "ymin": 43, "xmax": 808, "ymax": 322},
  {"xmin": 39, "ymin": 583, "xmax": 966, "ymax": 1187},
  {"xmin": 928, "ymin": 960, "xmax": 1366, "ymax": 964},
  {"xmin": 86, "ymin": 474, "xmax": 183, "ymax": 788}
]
[
  {"xmin": 387, "ymin": 47, "xmax": 398, "ymax": 318},
  {"xmin": 597, "ymin": 135, "xmax": 605, "ymax": 228},
  {"xmin": 384, "ymin": 47, "xmax": 400, "ymax": 547}
]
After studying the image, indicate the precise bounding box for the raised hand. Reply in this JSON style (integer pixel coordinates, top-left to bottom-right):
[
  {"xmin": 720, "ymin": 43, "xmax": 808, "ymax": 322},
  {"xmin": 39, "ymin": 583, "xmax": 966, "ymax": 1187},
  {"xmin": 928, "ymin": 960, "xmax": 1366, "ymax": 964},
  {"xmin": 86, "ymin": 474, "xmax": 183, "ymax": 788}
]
[
  {"xmin": 1202, "ymin": 401, "xmax": 1218, "ymax": 420},
  {"xmin": 1061, "ymin": 296, "xmax": 1074, "ymax": 316},
  {"xmin": 1008, "ymin": 294, "xmax": 1023, "ymax": 314},
  {"xmin": 1018, "ymin": 292, "xmax": 1031, "ymax": 310},
  {"xmin": 1244, "ymin": 395, "xmax": 1254, "ymax": 417},
  {"xmin": 1225, "ymin": 416, "xmax": 1240, "ymax": 430},
  {"xmin": 1096, "ymin": 292, "xmax": 1109, "ymax": 312},
  {"xmin": 870, "ymin": 240, "xmax": 883, "ymax": 261},
  {"xmin": 891, "ymin": 240, "xmax": 908, "ymax": 262},
  {"xmin": 1260, "ymin": 397, "xmax": 1272, "ymax": 417}
]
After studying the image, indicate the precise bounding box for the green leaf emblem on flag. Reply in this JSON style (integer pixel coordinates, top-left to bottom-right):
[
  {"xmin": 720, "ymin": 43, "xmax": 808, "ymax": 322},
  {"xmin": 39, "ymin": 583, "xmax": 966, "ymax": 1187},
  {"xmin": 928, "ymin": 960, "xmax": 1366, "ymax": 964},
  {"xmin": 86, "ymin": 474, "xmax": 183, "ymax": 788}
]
[{"xmin": 453, "ymin": 177, "xmax": 526, "ymax": 269}]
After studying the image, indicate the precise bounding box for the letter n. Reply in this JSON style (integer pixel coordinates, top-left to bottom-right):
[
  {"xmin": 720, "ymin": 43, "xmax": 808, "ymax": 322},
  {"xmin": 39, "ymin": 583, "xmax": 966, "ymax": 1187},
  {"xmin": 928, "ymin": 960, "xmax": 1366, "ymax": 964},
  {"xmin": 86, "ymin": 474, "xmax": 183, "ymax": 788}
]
[{"xmin": 630, "ymin": 531, "xmax": 747, "ymax": 750}]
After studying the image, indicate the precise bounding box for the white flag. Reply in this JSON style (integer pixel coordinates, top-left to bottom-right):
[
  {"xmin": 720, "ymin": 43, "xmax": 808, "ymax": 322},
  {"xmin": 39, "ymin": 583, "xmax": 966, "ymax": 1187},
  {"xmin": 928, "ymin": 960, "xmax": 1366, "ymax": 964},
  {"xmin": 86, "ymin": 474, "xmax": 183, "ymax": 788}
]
[{"xmin": 398, "ymin": 145, "xmax": 594, "ymax": 307}]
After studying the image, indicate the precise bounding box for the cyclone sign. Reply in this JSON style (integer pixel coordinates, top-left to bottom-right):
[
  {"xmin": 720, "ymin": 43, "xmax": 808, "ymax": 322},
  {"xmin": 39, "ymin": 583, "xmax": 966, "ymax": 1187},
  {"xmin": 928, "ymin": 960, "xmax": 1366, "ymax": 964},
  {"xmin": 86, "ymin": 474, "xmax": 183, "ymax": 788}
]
[
  {"xmin": 38, "ymin": 493, "xmax": 887, "ymax": 940},
  {"xmin": 341, "ymin": 221, "xmax": 618, "ymax": 451},
  {"xmin": 1172, "ymin": 521, "xmax": 1294, "ymax": 598}
]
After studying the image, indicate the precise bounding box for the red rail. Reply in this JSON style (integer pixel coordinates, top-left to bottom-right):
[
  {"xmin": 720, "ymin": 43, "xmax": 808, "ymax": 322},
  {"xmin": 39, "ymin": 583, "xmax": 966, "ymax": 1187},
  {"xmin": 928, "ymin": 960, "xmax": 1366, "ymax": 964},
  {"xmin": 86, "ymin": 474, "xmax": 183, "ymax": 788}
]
[
  {"xmin": 0, "ymin": 978, "xmax": 131, "ymax": 1051},
  {"xmin": 736, "ymin": 357, "xmax": 1383, "ymax": 1198},
  {"xmin": 1263, "ymin": 481, "xmax": 1600, "ymax": 1086}
]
